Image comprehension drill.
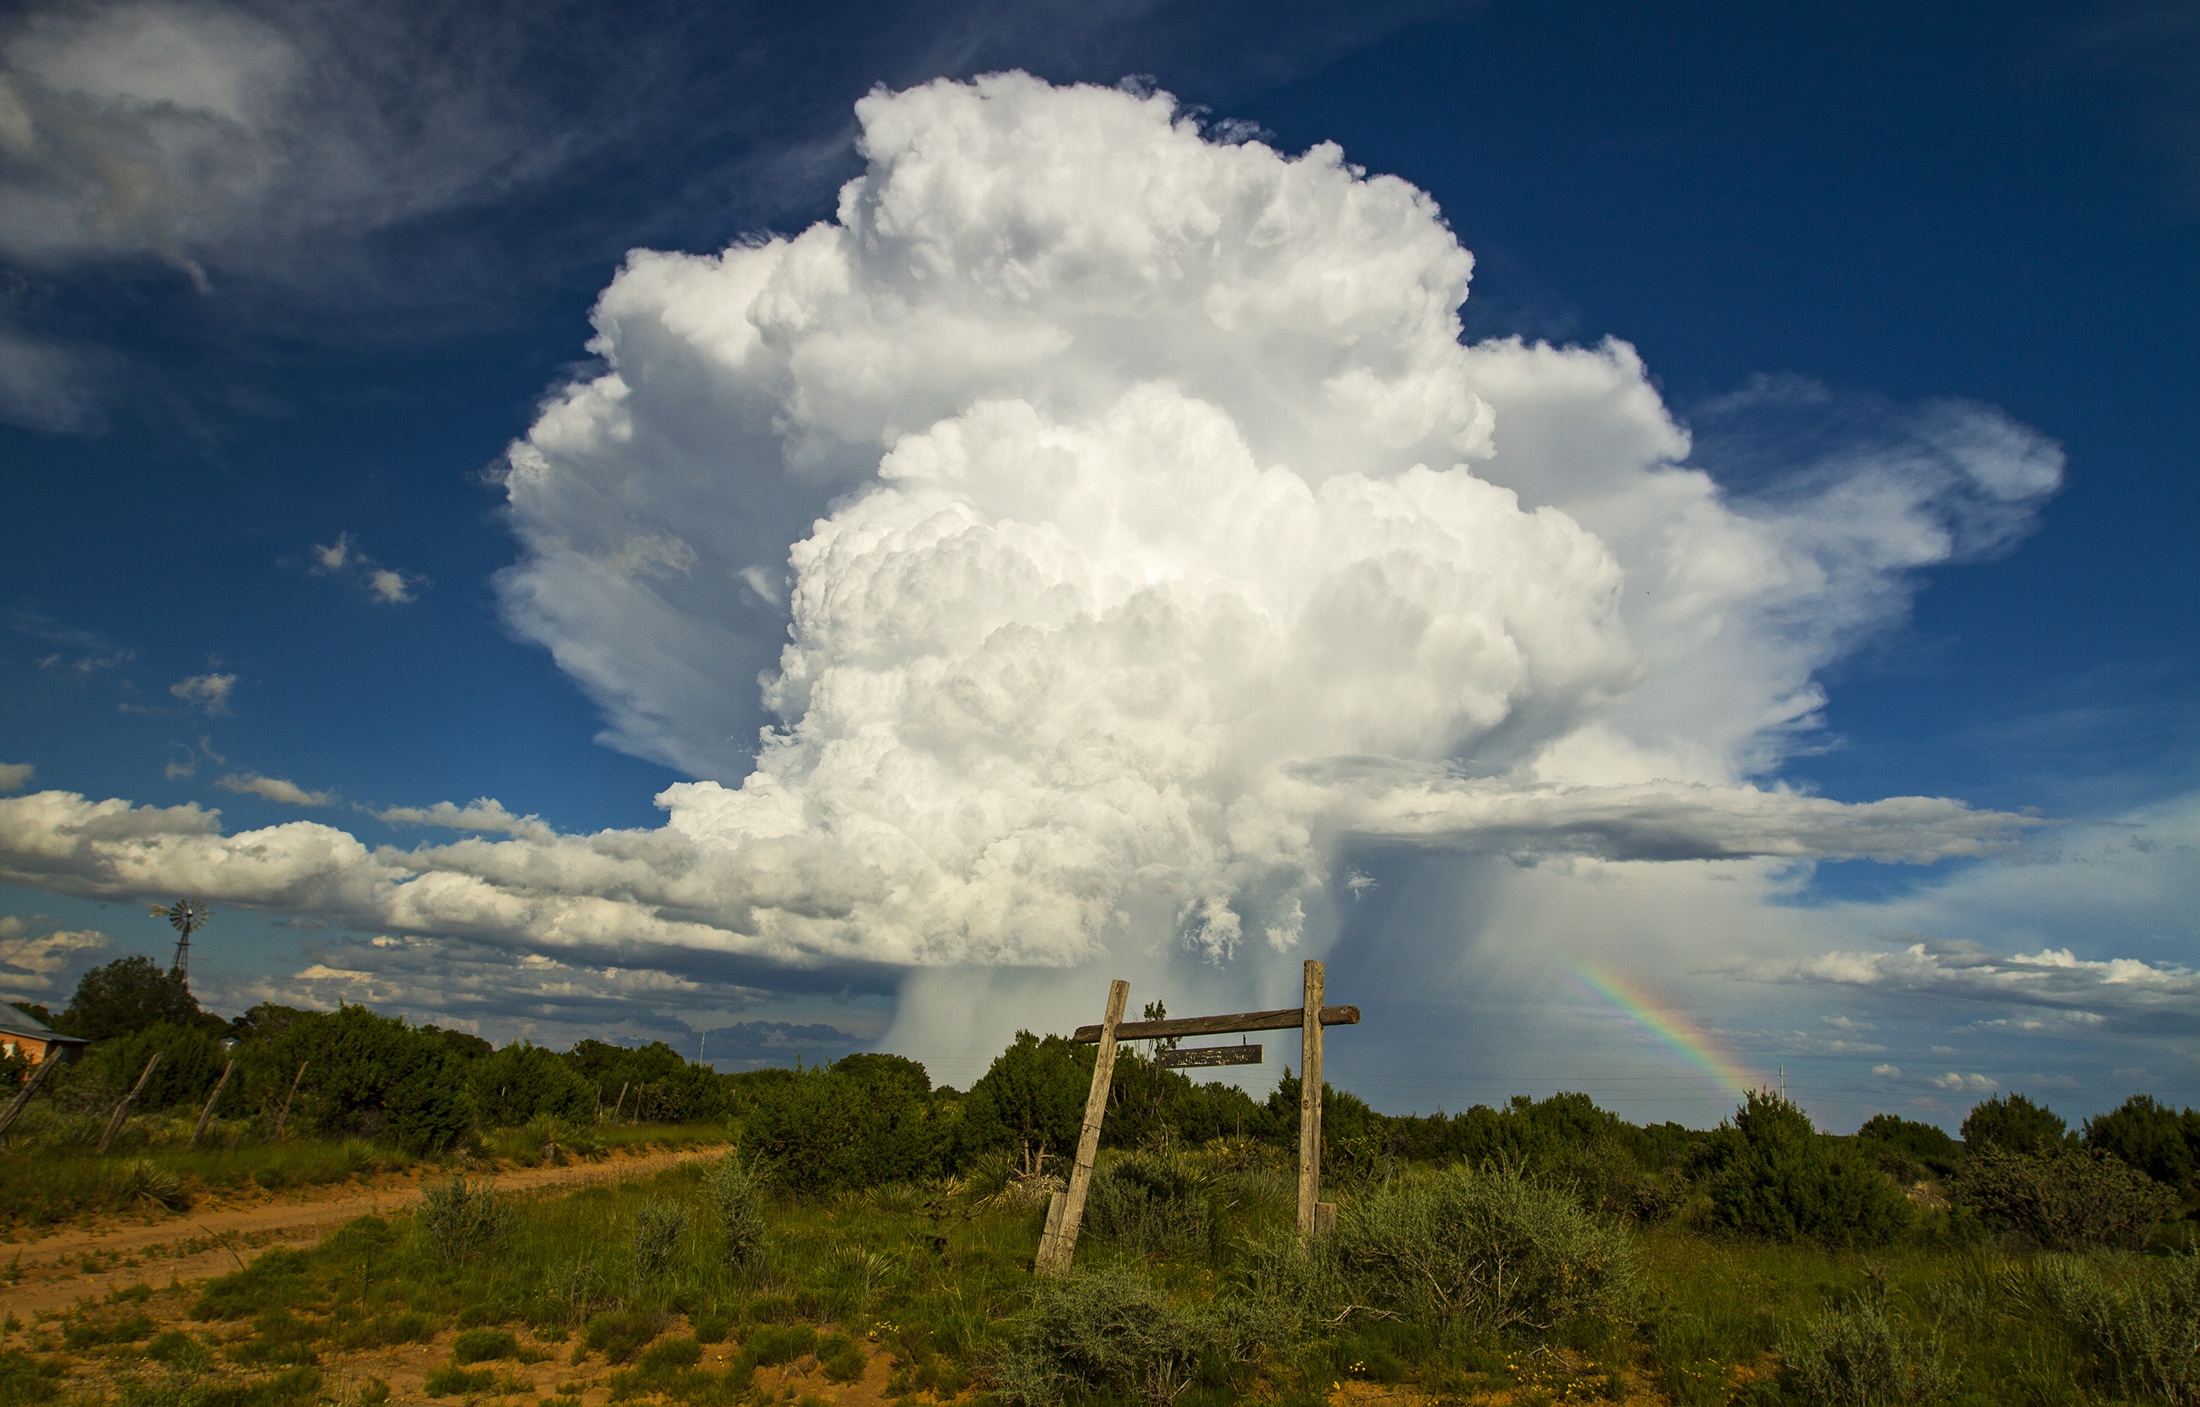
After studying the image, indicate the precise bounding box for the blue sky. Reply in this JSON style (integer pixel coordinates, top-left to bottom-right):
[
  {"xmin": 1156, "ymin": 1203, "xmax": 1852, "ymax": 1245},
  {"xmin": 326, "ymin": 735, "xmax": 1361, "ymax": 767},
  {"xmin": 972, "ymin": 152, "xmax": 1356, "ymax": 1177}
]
[{"xmin": 1, "ymin": 0, "xmax": 2194, "ymax": 1129}]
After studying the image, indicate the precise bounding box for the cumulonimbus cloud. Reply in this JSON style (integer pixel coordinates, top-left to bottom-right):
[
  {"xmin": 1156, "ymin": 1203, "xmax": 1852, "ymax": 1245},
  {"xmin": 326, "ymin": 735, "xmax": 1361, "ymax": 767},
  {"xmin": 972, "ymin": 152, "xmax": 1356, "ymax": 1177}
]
[{"xmin": 0, "ymin": 75, "xmax": 2063, "ymax": 1001}]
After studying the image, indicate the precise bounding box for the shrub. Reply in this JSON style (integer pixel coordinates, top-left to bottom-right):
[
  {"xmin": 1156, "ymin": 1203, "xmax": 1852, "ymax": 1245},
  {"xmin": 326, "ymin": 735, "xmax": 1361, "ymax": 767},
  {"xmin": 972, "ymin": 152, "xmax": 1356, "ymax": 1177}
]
[
  {"xmin": 1701, "ymin": 1092, "xmax": 1913, "ymax": 1246},
  {"xmin": 424, "ymin": 1365, "xmax": 498, "ymax": 1397},
  {"xmin": 1955, "ymin": 1149, "xmax": 2175, "ymax": 1250},
  {"xmin": 962, "ymin": 1033, "xmax": 1095, "ymax": 1168},
  {"xmin": 1332, "ymin": 1162, "xmax": 1637, "ymax": 1336},
  {"xmin": 144, "ymin": 1330, "xmax": 213, "ymax": 1372},
  {"xmin": 741, "ymin": 1056, "xmax": 953, "ymax": 1191},
  {"xmin": 631, "ymin": 1199, "xmax": 689, "ymax": 1282},
  {"xmin": 703, "ymin": 1151, "xmax": 770, "ymax": 1268},
  {"xmin": 1084, "ymin": 1152, "xmax": 1211, "ymax": 1256},
  {"xmin": 2084, "ymin": 1094, "xmax": 2200, "ymax": 1190},
  {"xmin": 79, "ymin": 1022, "xmax": 227, "ymax": 1111},
  {"xmin": 471, "ymin": 1043, "xmax": 596, "ymax": 1129},
  {"xmin": 1857, "ymin": 1114, "xmax": 1962, "ymax": 1182},
  {"xmin": 993, "ymin": 1263, "xmax": 1228, "ymax": 1407},
  {"xmin": 1779, "ymin": 1289, "xmax": 1952, "ymax": 1407},
  {"xmin": 742, "ymin": 1324, "xmax": 819, "ymax": 1366},
  {"xmin": 417, "ymin": 1175, "xmax": 511, "ymax": 1259},
  {"xmin": 638, "ymin": 1337, "xmax": 702, "ymax": 1371},
  {"xmin": 452, "ymin": 1328, "xmax": 520, "ymax": 1363},
  {"xmin": 1961, "ymin": 1092, "xmax": 2069, "ymax": 1156},
  {"xmin": 583, "ymin": 1309, "xmax": 667, "ymax": 1365},
  {"xmin": 819, "ymin": 1334, "xmax": 866, "ymax": 1383}
]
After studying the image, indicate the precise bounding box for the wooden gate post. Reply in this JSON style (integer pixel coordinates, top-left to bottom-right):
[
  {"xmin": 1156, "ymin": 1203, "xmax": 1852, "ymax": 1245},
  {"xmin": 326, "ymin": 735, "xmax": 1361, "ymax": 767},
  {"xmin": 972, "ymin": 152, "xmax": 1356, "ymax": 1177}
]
[
  {"xmin": 1297, "ymin": 960, "xmax": 1336, "ymax": 1235},
  {"xmin": 1035, "ymin": 978, "xmax": 1129, "ymax": 1276},
  {"xmin": 0, "ymin": 1050, "xmax": 61, "ymax": 1141},
  {"xmin": 191, "ymin": 1059, "xmax": 237, "ymax": 1147},
  {"xmin": 273, "ymin": 1059, "xmax": 308, "ymax": 1138},
  {"xmin": 98, "ymin": 1051, "xmax": 164, "ymax": 1155}
]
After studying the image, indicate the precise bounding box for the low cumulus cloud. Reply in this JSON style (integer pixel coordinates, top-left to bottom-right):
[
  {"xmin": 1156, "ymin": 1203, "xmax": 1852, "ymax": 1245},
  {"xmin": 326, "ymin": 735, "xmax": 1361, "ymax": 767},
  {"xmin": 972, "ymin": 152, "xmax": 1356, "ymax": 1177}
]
[
  {"xmin": 1773, "ymin": 940, "xmax": 2200, "ymax": 1033},
  {"xmin": 0, "ymin": 914, "xmax": 107, "ymax": 998},
  {"xmin": 169, "ymin": 670, "xmax": 235, "ymax": 715},
  {"xmin": 0, "ymin": 76, "xmax": 2091, "ymax": 1076},
  {"xmin": 309, "ymin": 533, "xmax": 423, "ymax": 605},
  {"xmin": 0, "ymin": 762, "xmax": 32, "ymax": 792},
  {"xmin": 218, "ymin": 930, "xmax": 818, "ymax": 1049}
]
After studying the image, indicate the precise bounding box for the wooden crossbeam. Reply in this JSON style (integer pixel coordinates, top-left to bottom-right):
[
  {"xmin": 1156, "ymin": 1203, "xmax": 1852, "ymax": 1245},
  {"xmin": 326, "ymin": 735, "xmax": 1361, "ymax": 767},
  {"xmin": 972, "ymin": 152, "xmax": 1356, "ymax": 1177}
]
[
  {"xmin": 1071, "ymin": 1005, "xmax": 1359, "ymax": 1044},
  {"xmin": 1157, "ymin": 1044, "xmax": 1262, "ymax": 1069}
]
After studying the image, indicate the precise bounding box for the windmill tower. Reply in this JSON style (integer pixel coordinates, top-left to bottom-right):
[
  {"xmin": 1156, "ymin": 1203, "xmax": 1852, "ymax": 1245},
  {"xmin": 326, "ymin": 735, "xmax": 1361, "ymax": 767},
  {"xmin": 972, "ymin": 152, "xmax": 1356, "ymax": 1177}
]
[{"xmin": 152, "ymin": 898, "xmax": 210, "ymax": 981}]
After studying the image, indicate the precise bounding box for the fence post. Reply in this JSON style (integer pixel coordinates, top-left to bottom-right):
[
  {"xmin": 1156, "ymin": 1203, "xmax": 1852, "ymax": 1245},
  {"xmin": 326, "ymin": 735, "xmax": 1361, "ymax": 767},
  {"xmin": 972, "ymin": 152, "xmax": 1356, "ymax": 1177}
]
[
  {"xmin": 0, "ymin": 1051, "xmax": 60, "ymax": 1141},
  {"xmin": 191, "ymin": 1059, "xmax": 237, "ymax": 1147},
  {"xmin": 98, "ymin": 1051, "xmax": 164, "ymax": 1155},
  {"xmin": 274, "ymin": 1059, "xmax": 308, "ymax": 1138},
  {"xmin": 1035, "ymin": 978, "xmax": 1129, "ymax": 1276},
  {"xmin": 1297, "ymin": 960, "xmax": 1330, "ymax": 1235}
]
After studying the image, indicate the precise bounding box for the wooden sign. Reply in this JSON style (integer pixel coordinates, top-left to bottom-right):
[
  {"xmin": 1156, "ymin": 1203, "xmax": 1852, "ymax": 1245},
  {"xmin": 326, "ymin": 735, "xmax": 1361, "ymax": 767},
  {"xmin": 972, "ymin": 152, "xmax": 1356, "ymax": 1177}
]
[
  {"xmin": 1036, "ymin": 960, "xmax": 1353, "ymax": 1277},
  {"xmin": 1157, "ymin": 1043, "xmax": 1261, "ymax": 1069},
  {"xmin": 1073, "ymin": 1005, "xmax": 1358, "ymax": 1043}
]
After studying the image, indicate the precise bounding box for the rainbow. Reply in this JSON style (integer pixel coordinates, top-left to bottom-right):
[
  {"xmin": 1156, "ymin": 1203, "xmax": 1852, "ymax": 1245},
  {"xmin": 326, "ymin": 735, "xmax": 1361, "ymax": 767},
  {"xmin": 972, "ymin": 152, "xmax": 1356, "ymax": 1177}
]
[{"xmin": 1565, "ymin": 963, "xmax": 1765, "ymax": 1098}]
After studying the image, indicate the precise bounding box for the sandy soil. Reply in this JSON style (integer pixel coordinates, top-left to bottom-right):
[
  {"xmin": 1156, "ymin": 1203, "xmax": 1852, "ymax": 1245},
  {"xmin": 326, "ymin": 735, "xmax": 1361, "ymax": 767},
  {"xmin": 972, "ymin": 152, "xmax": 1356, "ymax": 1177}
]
[{"xmin": 0, "ymin": 1143, "xmax": 727, "ymax": 1322}]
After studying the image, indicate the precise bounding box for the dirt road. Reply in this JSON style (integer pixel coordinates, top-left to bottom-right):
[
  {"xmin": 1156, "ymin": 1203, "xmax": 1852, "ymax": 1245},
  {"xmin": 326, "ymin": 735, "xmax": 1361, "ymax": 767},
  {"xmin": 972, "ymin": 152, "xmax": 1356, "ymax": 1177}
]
[{"xmin": 0, "ymin": 1143, "xmax": 728, "ymax": 1320}]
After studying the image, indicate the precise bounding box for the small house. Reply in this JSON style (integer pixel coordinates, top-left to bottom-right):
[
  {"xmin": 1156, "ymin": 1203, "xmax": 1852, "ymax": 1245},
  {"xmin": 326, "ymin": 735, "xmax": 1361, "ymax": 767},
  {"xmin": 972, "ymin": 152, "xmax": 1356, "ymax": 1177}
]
[{"xmin": 0, "ymin": 1006, "xmax": 90, "ymax": 1066}]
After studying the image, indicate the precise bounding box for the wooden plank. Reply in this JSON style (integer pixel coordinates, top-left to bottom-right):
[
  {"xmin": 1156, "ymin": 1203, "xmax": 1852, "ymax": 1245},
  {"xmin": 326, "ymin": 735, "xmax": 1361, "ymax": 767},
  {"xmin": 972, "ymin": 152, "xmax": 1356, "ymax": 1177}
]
[
  {"xmin": 98, "ymin": 1051, "xmax": 163, "ymax": 1155},
  {"xmin": 1035, "ymin": 978, "xmax": 1129, "ymax": 1277},
  {"xmin": 1297, "ymin": 960, "xmax": 1324, "ymax": 1234},
  {"xmin": 1157, "ymin": 1044, "xmax": 1262, "ymax": 1069},
  {"xmin": 1072, "ymin": 1005, "xmax": 1359, "ymax": 1043},
  {"xmin": 191, "ymin": 1059, "xmax": 236, "ymax": 1147},
  {"xmin": 0, "ymin": 1051, "xmax": 60, "ymax": 1141}
]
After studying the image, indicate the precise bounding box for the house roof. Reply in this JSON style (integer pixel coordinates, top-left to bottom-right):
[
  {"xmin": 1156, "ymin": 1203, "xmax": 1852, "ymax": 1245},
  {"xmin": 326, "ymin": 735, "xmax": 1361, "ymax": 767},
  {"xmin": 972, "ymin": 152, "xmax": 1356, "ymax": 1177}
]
[{"xmin": 0, "ymin": 1004, "xmax": 89, "ymax": 1045}]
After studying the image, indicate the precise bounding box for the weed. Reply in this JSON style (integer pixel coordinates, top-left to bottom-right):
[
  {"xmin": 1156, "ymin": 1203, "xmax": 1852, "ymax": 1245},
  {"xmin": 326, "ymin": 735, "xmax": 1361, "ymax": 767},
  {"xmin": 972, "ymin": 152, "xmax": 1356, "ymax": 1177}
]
[
  {"xmin": 416, "ymin": 1174, "xmax": 511, "ymax": 1259},
  {"xmin": 113, "ymin": 1159, "xmax": 193, "ymax": 1213},
  {"xmin": 1084, "ymin": 1152, "xmax": 1211, "ymax": 1257},
  {"xmin": 703, "ymin": 1151, "xmax": 771, "ymax": 1269},
  {"xmin": 632, "ymin": 1197, "xmax": 689, "ymax": 1282},
  {"xmin": 143, "ymin": 1330, "xmax": 214, "ymax": 1372},
  {"xmin": 2036, "ymin": 1249, "xmax": 2200, "ymax": 1403},
  {"xmin": 62, "ymin": 1312, "xmax": 156, "ymax": 1348},
  {"xmin": 993, "ymin": 1263, "xmax": 1228, "ymax": 1407},
  {"xmin": 1779, "ymin": 1287, "xmax": 1952, "ymax": 1406},
  {"xmin": 1330, "ymin": 1162, "xmax": 1638, "ymax": 1337},
  {"xmin": 0, "ymin": 1348, "xmax": 63, "ymax": 1406}
]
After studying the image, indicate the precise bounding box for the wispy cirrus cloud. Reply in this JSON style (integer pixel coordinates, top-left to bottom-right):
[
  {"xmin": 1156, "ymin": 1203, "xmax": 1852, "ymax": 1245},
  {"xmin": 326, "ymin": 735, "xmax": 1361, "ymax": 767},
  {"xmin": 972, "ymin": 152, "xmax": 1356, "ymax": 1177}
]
[
  {"xmin": 368, "ymin": 797, "xmax": 550, "ymax": 840},
  {"xmin": 217, "ymin": 772, "xmax": 333, "ymax": 807}
]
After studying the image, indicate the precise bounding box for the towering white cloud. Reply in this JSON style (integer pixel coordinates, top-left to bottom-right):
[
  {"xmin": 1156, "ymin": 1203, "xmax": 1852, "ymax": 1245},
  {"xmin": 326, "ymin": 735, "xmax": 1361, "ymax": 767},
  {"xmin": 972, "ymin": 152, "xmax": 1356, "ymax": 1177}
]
[
  {"xmin": 0, "ymin": 76, "xmax": 2075, "ymax": 1081},
  {"xmin": 494, "ymin": 73, "xmax": 2051, "ymax": 968}
]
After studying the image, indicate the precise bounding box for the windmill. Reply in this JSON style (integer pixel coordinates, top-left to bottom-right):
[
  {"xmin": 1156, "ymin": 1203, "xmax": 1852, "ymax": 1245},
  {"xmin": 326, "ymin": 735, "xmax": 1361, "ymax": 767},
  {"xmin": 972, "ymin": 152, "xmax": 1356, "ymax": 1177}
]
[{"xmin": 152, "ymin": 898, "xmax": 210, "ymax": 981}]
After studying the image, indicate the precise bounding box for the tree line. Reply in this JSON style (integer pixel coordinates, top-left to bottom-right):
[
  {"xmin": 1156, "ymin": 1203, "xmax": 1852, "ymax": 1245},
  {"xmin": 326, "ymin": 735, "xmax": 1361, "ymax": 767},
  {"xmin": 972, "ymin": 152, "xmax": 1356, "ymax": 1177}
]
[{"xmin": 10, "ymin": 956, "xmax": 2200, "ymax": 1248}]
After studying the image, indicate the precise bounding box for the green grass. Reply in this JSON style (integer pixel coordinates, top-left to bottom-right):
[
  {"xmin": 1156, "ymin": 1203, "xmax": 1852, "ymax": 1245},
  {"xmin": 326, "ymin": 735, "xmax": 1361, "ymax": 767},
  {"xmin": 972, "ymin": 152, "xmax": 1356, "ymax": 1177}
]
[
  {"xmin": 0, "ymin": 1116, "xmax": 730, "ymax": 1227},
  {"xmin": 16, "ymin": 1140, "xmax": 2194, "ymax": 1405}
]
